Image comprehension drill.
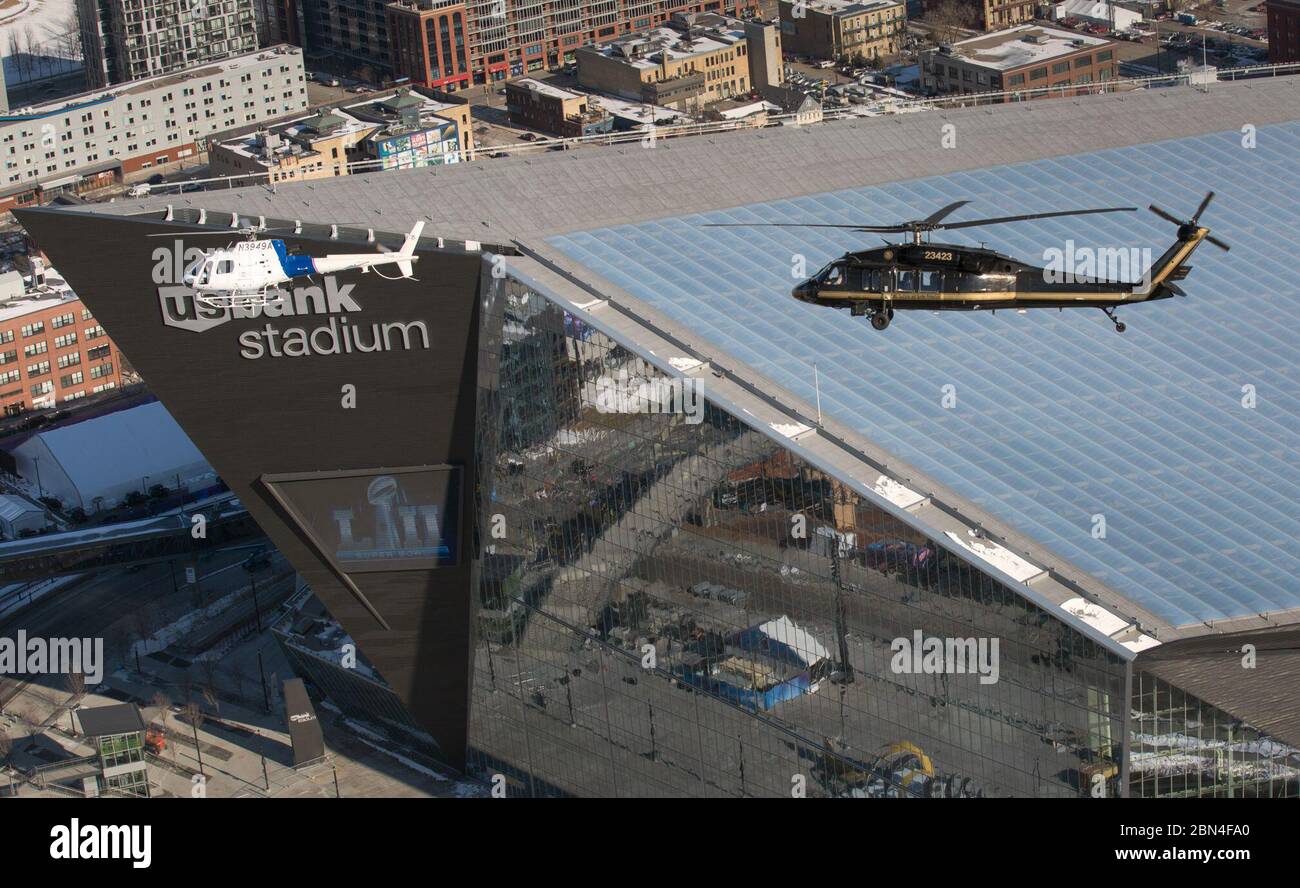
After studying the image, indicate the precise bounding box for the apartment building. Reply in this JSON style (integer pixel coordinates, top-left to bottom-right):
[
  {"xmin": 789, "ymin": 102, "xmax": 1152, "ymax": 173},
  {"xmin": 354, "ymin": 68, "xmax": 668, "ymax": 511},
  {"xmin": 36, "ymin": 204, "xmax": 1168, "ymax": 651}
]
[
  {"xmin": 77, "ymin": 0, "xmax": 260, "ymax": 89},
  {"xmin": 0, "ymin": 267, "xmax": 123, "ymax": 416},
  {"xmin": 358, "ymin": 0, "xmax": 763, "ymax": 89},
  {"xmin": 777, "ymin": 0, "xmax": 906, "ymax": 63},
  {"xmin": 577, "ymin": 13, "xmax": 780, "ymax": 113},
  {"xmin": 921, "ymin": 24, "xmax": 1115, "ymax": 98},
  {"xmin": 0, "ymin": 46, "xmax": 308, "ymax": 213}
]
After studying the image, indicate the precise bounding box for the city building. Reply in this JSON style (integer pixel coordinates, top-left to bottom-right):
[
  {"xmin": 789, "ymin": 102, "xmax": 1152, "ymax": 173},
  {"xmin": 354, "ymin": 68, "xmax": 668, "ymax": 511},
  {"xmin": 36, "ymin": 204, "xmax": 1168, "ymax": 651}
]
[
  {"xmin": 76, "ymin": 0, "xmax": 261, "ymax": 90},
  {"xmin": 374, "ymin": 0, "xmax": 765, "ymax": 89},
  {"xmin": 505, "ymin": 79, "xmax": 612, "ymax": 137},
  {"xmin": 777, "ymin": 0, "xmax": 906, "ymax": 64},
  {"xmin": 386, "ymin": 0, "xmax": 474, "ymax": 90},
  {"xmin": 210, "ymin": 89, "xmax": 471, "ymax": 183},
  {"xmin": 18, "ymin": 75, "xmax": 1300, "ymax": 799},
  {"xmin": 921, "ymin": 24, "xmax": 1115, "ymax": 97},
  {"xmin": 0, "ymin": 265, "xmax": 123, "ymax": 416},
  {"xmin": 0, "ymin": 46, "xmax": 309, "ymax": 213},
  {"xmin": 1266, "ymin": 0, "xmax": 1300, "ymax": 62},
  {"xmin": 951, "ymin": 0, "xmax": 1037, "ymax": 32},
  {"xmin": 75, "ymin": 703, "xmax": 151, "ymax": 798},
  {"xmin": 577, "ymin": 14, "xmax": 781, "ymax": 113}
]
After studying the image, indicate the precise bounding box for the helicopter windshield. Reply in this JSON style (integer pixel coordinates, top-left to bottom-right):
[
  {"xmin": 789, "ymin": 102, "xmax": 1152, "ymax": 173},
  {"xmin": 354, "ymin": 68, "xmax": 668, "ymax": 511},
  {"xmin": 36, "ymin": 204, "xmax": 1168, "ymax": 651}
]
[{"xmin": 812, "ymin": 262, "xmax": 844, "ymax": 286}]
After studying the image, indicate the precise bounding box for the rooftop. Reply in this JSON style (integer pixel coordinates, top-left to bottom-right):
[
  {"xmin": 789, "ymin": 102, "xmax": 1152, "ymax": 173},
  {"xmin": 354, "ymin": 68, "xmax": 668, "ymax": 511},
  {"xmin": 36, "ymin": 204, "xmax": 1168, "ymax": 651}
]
[
  {"xmin": 0, "ymin": 46, "xmax": 302, "ymax": 125},
  {"xmin": 510, "ymin": 78, "xmax": 586, "ymax": 102},
  {"xmin": 593, "ymin": 17, "xmax": 748, "ymax": 70},
  {"xmin": 0, "ymin": 269, "xmax": 77, "ymax": 325},
  {"xmin": 76, "ymin": 702, "xmax": 147, "ymax": 737},
  {"xmin": 790, "ymin": 0, "xmax": 904, "ymax": 15},
  {"xmin": 944, "ymin": 25, "xmax": 1110, "ymax": 71},
  {"xmin": 49, "ymin": 75, "xmax": 1300, "ymax": 648},
  {"xmin": 217, "ymin": 90, "xmax": 458, "ymax": 164}
]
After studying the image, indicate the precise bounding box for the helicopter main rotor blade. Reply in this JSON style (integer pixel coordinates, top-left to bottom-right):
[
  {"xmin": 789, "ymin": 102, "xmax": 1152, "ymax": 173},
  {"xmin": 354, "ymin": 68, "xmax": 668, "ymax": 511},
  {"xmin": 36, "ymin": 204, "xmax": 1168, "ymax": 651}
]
[
  {"xmin": 1148, "ymin": 204, "xmax": 1183, "ymax": 226},
  {"xmin": 701, "ymin": 222, "xmax": 879, "ymax": 230},
  {"xmin": 1191, "ymin": 190, "xmax": 1215, "ymax": 223},
  {"xmin": 922, "ymin": 200, "xmax": 971, "ymax": 225},
  {"xmin": 1205, "ymin": 234, "xmax": 1230, "ymax": 251},
  {"xmin": 936, "ymin": 206, "xmax": 1137, "ymax": 232}
]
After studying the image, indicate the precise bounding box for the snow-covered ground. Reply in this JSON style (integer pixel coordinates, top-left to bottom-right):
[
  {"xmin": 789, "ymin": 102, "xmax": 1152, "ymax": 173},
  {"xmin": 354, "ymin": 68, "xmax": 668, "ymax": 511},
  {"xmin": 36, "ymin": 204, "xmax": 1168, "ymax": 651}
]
[{"xmin": 0, "ymin": 0, "xmax": 82, "ymax": 88}]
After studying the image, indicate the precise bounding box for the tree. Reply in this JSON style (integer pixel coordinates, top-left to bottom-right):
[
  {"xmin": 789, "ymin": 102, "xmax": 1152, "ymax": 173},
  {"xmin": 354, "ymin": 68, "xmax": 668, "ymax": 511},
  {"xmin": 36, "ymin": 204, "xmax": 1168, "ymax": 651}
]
[
  {"xmin": 182, "ymin": 701, "xmax": 205, "ymax": 774},
  {"xmin": 65, "ymin": 671, "xmax": 86, "ymax": 701},
  {"xmin": 150, "ymin": 691, "xmax": 170, "ymax": 727},
  {"xmin": 124, "ymin": 491, "xmax": 147, "ymax": 508},
  {"xmin": 926, "ymin": 0, "xmax": 980, "ymax": 46},
  {"xmin": 148, "ymin": 484, "xmax": 169, "ymax": 500}
]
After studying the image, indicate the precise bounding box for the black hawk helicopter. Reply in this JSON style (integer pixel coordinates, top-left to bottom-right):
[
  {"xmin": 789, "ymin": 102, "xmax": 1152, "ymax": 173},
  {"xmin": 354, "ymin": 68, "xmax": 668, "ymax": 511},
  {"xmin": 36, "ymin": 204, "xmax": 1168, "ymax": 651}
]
[{"xmin": 705, "ymin": 191, "xmax": 1228, "ymax": 332}]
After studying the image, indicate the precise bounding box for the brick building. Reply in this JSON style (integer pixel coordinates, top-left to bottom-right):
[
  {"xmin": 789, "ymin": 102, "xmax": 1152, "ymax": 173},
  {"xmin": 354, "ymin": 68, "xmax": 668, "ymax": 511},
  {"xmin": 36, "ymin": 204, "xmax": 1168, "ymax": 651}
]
[
  {"xmin": 1266, "ymin": 0, "xmax": 1300, "ymax": 62},
  {"xmin": 378, "ymin": 0, "xmax": 763, "ymax": 90},
  {"xmin": 0, "ymin": 266, "xmax": 123, "ymax": 416},
  {"xmin": 922, "ymin": 25, "xmax": 1116, "ymax": 98}
]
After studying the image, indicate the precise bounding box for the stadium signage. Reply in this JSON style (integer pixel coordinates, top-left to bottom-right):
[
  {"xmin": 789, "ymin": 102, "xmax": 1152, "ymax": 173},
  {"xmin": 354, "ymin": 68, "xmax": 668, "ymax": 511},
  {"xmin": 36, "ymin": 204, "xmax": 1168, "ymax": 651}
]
[{"xmin": 156, "ymin": 278, "xmax": 432, "ymax": 360}]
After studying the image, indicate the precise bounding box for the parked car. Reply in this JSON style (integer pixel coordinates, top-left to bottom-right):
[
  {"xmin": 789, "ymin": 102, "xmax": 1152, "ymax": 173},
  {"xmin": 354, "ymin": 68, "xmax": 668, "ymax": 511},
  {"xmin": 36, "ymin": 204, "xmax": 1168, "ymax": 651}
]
[{"xmin": 519, "ymin": 132, "xmax": 538, "ymax": 141}]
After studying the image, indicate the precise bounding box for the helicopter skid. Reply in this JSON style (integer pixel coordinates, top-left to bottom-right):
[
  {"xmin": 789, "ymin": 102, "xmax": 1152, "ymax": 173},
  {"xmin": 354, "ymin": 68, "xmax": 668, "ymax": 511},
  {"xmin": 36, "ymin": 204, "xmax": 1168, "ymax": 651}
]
[{"xmin": 195, "ymin": 289, "xmax": 287, "ymax": 311}]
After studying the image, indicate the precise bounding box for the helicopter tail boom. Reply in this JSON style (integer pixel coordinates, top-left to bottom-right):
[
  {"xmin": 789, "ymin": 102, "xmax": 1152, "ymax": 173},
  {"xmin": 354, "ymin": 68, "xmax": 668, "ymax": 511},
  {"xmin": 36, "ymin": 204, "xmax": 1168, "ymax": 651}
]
[{"xmin": 396, "ymin": 221, "xmax": 424, "ymax": 278}]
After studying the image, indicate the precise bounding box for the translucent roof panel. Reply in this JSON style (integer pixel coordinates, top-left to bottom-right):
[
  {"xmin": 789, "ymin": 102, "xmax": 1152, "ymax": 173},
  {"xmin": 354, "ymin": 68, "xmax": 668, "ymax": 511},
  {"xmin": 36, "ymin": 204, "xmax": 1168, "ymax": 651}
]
[{"xmin": 548, "ymin": 123, "xmax": 1300, "ymax": 628}]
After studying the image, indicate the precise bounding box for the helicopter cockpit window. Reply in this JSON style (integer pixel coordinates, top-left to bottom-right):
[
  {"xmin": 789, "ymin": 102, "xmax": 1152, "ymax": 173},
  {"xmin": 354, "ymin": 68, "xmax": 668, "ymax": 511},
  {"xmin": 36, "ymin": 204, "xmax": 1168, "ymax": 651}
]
[
  {"xmin": 217, "ymin": 260, "xmax": 234, "ymax": 275},
  {"xmin": 197, "ymin": 261, "xmax": 213, "ymax": 285},
  {"xmin": 814, "ymin": 263, "xmax": 845, "ymax": 287}
]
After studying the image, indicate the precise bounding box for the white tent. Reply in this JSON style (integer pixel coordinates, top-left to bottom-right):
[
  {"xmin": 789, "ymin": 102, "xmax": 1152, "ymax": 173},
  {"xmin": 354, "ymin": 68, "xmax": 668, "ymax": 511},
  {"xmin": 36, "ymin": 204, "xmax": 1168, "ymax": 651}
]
[
  {"xmin": 0, "ymin": 494, "xmax": 45, "ymax": 536},
  {"xmin": 756, "ymin": 615, "xmax": 830, "ymax": 667},
  {"xmin": 9, "ymin": 401, "xmax": 212, "ymax": 509},
  {"xmin": 1054, "ymin": 0, "xmax": 1142, "ymax": 30}
]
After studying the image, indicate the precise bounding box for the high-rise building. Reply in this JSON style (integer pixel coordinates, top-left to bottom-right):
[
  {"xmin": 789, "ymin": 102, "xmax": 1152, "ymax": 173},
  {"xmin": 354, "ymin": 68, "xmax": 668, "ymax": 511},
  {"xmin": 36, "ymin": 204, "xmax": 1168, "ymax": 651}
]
[{"xmin": 77, "ymin": 0, "xmax": 261, "ymax": 89}]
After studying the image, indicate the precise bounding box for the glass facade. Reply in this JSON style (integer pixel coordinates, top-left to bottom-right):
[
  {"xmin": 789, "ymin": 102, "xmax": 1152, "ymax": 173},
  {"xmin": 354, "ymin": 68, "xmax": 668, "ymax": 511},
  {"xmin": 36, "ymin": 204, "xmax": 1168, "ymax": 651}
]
[{"xmin": 464, "ymin": 270, "xmax": 1137, "ymax": 798}]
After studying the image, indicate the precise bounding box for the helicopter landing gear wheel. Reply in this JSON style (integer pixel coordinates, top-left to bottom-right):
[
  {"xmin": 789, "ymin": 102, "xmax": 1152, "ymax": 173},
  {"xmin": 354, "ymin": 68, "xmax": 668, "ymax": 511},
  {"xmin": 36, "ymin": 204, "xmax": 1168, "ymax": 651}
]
[
  {"xmin": 1101, "ymin": 307, "xmax": 1125, "ymax": 333},
  {"xmin": 871, "ymin": 308, "xmax": 892, "ymax": 331}
]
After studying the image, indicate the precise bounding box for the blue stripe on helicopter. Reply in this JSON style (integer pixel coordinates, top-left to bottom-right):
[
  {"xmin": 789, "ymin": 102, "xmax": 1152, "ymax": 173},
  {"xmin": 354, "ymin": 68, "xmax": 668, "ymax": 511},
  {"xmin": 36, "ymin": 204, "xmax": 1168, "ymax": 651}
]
[{"xmin": 272, "ymin": 240, "xmax": 317, "ymax": 278}]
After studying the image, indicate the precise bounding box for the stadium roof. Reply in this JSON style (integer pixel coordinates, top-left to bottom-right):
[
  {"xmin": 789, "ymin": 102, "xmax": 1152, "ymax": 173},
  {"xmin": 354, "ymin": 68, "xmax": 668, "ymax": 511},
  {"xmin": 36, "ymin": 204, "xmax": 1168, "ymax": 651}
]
[{"xmin": 49, "ymin": 76, "xmax": 1300, "ymax": 649}]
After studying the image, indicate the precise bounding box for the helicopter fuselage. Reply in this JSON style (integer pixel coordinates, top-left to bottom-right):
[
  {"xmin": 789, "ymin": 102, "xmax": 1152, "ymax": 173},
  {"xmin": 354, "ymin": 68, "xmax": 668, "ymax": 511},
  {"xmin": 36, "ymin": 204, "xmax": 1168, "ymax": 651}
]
[
  {"xmin": 179, "ymin": 221, "xmax": 425, "ymax": 306},
  {"xmin": 791, "ymin": 241, "xmax": 1181, "ymax": 315}
]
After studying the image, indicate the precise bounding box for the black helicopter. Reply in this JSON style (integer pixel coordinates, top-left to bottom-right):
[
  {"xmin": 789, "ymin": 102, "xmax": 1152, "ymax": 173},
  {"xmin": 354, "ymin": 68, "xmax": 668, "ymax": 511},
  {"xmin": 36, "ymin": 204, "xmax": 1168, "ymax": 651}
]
[{"xmin": 705, "ymin": 192, "xmax": 1228, "ymax": 332}]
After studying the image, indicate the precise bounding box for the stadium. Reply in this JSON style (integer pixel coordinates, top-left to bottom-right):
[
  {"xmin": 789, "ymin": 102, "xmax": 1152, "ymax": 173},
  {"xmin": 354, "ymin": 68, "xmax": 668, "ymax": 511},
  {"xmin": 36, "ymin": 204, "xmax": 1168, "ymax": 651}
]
[{"xmin": 16, "ymin": 75, "xmax": 1300, "ymax": 798}]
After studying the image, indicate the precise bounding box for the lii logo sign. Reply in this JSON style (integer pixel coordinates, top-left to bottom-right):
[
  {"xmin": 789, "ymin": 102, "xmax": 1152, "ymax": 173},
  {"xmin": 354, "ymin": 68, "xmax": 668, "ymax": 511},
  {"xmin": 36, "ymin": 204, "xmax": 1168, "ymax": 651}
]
[{"xmin": 156, "ymin": 279, "xmax": 433, "ymax": 360}]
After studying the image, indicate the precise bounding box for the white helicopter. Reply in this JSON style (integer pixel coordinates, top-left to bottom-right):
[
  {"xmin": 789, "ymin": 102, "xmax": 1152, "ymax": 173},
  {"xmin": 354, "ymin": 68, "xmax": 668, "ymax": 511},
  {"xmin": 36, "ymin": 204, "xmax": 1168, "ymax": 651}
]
[{"xmin": 155, "ymin": 220, "xmax": 425, "ymax": 309}]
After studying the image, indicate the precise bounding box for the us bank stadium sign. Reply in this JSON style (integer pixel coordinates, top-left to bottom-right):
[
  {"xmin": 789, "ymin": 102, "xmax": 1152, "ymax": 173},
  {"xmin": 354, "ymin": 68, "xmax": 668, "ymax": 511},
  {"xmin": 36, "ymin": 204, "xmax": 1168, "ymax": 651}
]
[{"xmin": 156, "ymin": 279, "xmax": 433, "ymax": 361}]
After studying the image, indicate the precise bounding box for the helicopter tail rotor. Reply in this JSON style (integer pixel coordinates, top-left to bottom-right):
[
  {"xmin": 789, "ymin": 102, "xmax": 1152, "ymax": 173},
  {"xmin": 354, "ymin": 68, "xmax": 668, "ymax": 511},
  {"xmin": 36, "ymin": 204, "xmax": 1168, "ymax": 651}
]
[{"xmin": 1148, "ymin": 191, "xmax": 1230, "ymax": 251}]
